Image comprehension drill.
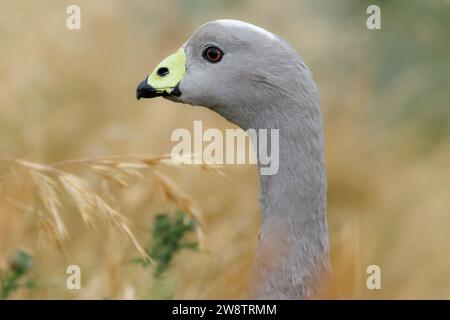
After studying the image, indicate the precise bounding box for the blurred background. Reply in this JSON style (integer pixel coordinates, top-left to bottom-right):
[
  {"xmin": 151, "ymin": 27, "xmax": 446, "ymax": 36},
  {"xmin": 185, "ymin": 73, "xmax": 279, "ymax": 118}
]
[{"xmin": 0, "ymin": 0, "xmax": 449, "ymax": 299}]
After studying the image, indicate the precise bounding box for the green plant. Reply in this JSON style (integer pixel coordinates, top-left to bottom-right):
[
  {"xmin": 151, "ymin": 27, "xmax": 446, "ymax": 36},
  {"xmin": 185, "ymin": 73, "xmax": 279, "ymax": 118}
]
[
  {"xmin": 0, "ymin": 250, "xmax": 36, "ymax": 299},
  {"xmin": 135, "ymin": 211, "xmax": 198, "ymax": 277}
]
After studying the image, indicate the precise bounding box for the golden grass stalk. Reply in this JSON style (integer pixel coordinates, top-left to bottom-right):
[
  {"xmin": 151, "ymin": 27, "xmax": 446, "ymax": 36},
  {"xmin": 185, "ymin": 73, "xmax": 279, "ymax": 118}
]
[
  {"xmin": 0, "ymin": 154, "xmax": 222, "ymax": 260},
  {"xmin": 37, "ymin": 212, "xmax": 68, "ymax": 258}
]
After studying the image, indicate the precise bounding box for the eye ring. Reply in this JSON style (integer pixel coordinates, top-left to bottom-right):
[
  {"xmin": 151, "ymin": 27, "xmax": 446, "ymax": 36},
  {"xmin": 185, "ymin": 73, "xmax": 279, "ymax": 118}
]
[{"xmin": 202, "ymin": 46, "xmax": 224, "ymax": 63}]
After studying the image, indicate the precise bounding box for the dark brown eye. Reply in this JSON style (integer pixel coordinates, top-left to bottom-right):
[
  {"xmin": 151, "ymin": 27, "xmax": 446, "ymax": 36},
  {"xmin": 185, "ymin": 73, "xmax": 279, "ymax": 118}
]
[{"xmin": 202, "ymin": 46, "xmax": 223, "ymax": 63}]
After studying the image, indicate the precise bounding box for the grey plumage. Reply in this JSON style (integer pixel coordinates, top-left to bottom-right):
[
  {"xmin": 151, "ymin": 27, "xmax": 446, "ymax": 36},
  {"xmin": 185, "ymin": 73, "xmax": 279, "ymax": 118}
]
[{"xmin": 142, "ymin": 19, "xmax": 330, "ymax": 299}]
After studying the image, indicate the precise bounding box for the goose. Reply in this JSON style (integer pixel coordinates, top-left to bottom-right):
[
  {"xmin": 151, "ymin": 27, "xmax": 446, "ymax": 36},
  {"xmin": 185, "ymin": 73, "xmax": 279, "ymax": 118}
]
[{"xmin": 136, "ymin": 19, "xmax": 330, "ymax": 299}]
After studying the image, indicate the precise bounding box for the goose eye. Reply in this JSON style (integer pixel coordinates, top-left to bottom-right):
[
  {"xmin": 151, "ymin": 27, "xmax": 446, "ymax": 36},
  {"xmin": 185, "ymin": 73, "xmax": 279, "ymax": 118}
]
[{"xmin": 202, "ymin": 46, "xmax": 223, "ymax": 63}]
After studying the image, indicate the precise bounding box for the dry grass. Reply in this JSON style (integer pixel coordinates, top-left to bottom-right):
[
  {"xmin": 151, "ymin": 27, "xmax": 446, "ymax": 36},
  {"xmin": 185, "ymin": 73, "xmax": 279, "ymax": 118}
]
[
  {"xmin": 0, "ymin": 154, "xmax": 219, "ymax": 264},
  {"xmin": 0, "ymin": 0, "xmax": 449, "ymax": 299}
]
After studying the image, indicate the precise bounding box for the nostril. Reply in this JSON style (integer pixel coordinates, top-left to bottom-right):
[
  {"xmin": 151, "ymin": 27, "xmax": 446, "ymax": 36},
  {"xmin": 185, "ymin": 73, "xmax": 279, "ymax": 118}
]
[{"xmin": 157, "ymin": 67, "xmax": 169, "ymax": 77}]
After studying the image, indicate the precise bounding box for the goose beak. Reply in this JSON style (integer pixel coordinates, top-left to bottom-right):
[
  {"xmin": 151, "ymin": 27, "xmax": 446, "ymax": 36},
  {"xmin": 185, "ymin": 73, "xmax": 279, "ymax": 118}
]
[
  {"xmin": 136, "ymin": 47, "xmax": 186, "ymax": 100},
  {"xmin": 136, "ymin": 79, "xmax": 166, "ymax": 99}
]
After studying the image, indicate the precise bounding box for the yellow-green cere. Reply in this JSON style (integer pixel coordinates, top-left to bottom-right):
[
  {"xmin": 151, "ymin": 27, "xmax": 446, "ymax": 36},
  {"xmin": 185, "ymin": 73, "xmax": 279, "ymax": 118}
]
[{"xmin": 147, "ymin": 47, "xmax": 186, "ymax": 94}]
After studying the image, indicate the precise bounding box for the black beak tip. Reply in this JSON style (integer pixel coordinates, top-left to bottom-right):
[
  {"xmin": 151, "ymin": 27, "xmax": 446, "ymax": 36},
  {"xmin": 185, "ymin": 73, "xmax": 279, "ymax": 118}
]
[
  {"xmin": 136, "ymin": 78, "xmax": 180, "ymax": 100},
  {"xmin": 136, "ymin": 79, "xmax": 159, "ymax": 100}
]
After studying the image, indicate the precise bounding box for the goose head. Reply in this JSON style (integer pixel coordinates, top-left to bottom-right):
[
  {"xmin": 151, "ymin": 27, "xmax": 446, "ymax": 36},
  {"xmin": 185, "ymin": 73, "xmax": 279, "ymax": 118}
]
[{"xmin": 136, "ymin": 19, "xmax": 318, "ymax": 130}]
